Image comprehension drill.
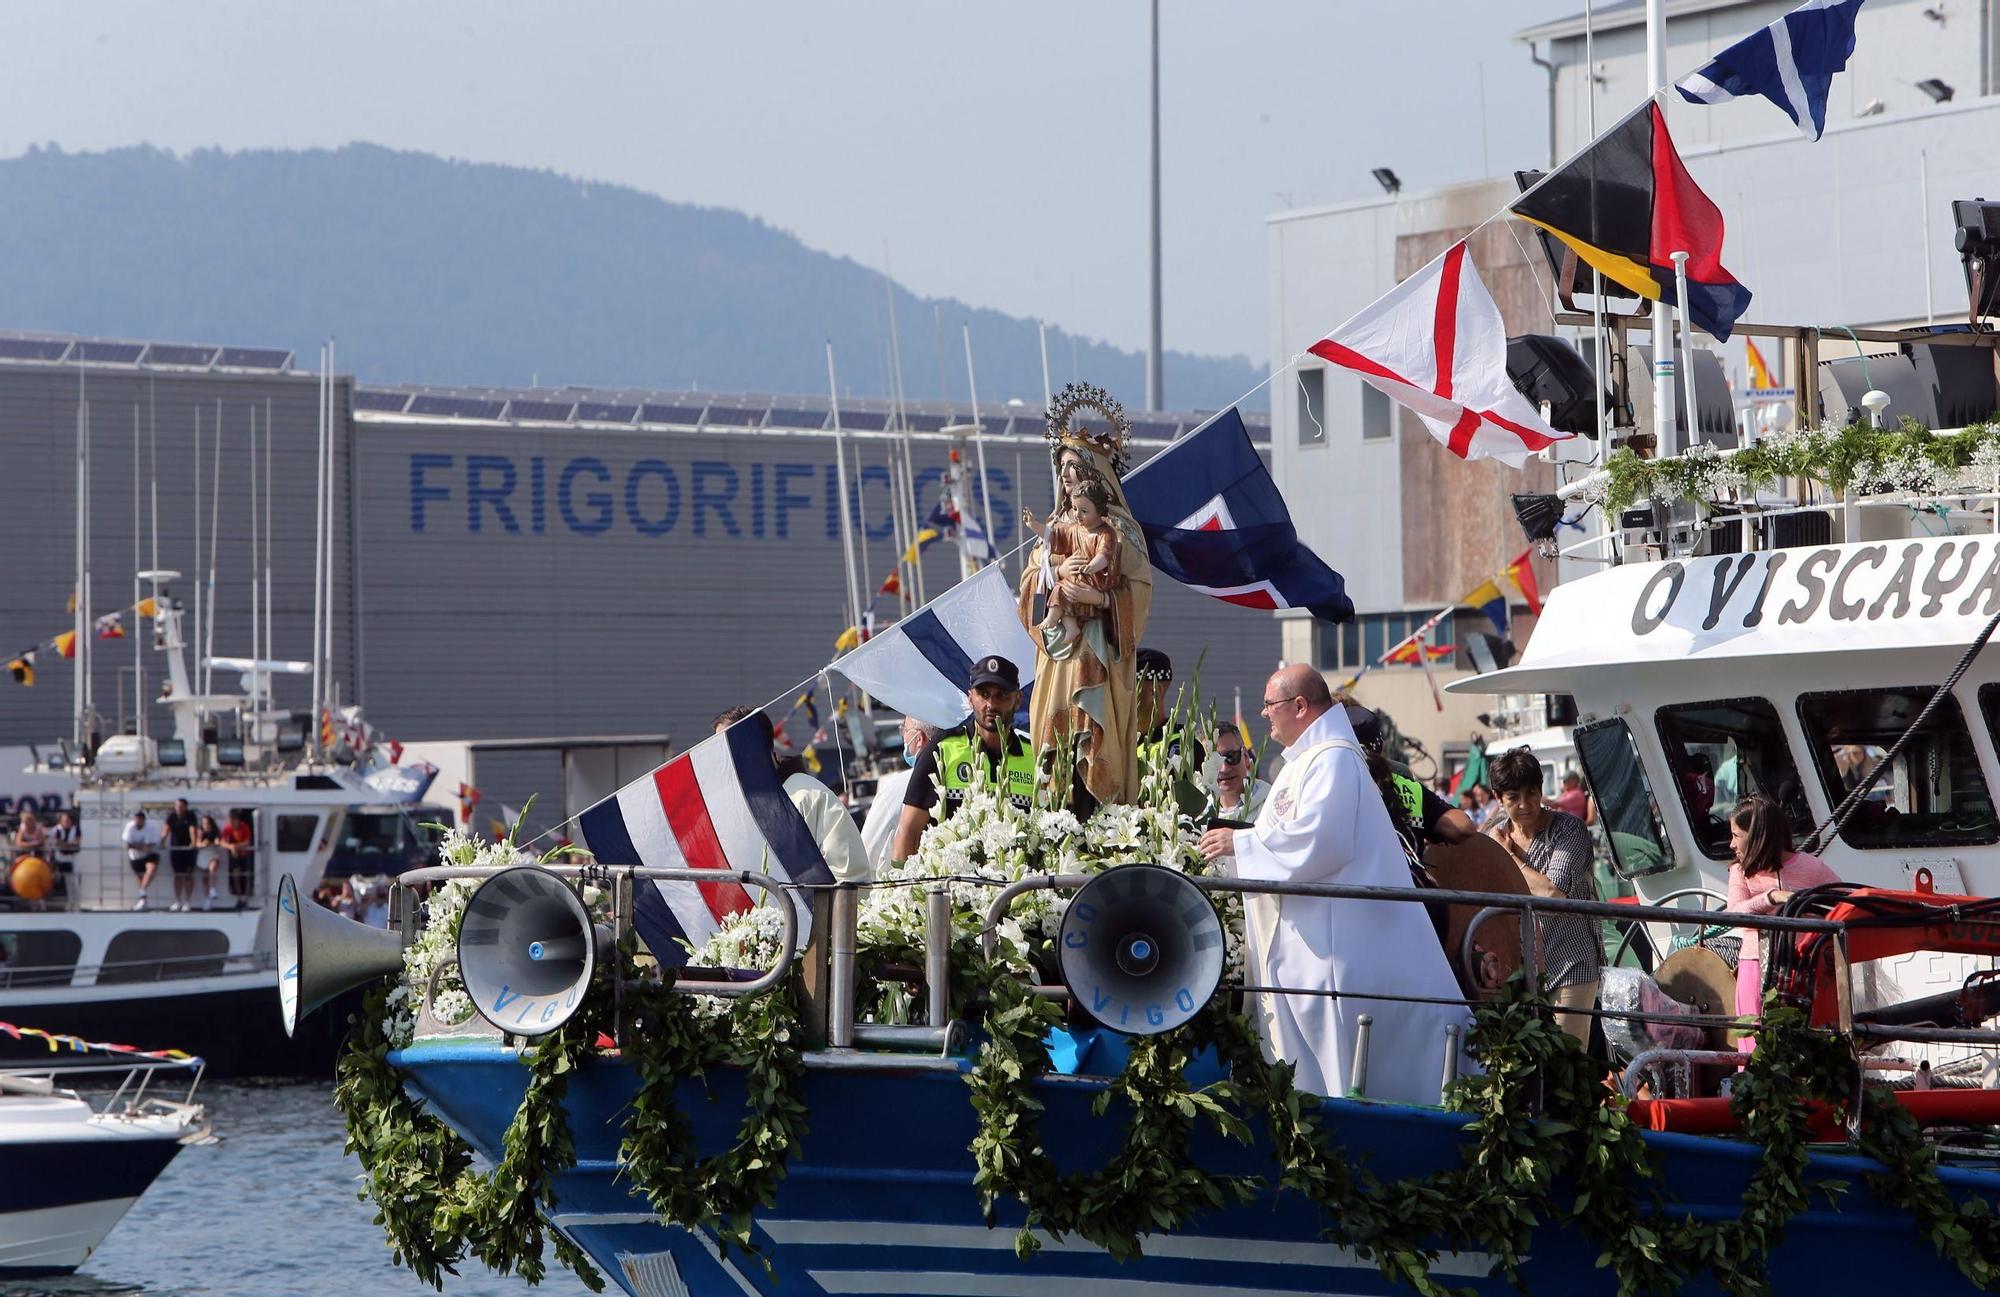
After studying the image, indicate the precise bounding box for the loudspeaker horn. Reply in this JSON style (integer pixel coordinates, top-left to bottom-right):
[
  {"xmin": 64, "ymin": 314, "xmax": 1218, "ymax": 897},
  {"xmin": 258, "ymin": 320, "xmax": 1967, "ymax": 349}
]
[
  {"xmin": 1057, "ymin": 864, "xmax": 1225, "ymax": 1036},
  {"xmin": 456, "ymin": 866, "xmax": 612, "ymax": 1037},
  {"xmin": 276, "ymin": 873, "xmax": 409, "ymax": 1038}
]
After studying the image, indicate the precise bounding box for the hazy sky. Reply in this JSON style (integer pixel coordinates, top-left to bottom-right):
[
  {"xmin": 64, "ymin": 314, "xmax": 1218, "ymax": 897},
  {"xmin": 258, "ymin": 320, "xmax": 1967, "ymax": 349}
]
[{"xmin": 0, "ymin": 2, "xmax": 1578, "ymax": 363}]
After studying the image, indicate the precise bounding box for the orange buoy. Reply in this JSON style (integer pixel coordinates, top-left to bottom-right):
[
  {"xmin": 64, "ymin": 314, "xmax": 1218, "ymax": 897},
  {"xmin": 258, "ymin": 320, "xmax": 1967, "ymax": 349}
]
[{"xmin": 9, "ymin": 855, "xmax": 51, "ymax": 901}]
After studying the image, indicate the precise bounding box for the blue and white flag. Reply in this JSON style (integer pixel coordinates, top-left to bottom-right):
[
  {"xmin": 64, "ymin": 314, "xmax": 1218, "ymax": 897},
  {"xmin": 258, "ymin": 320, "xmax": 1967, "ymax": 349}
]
[
  {"xmin": 1675, "ymin": 0, "xmax": 1865, "ymax": 141},
  {"xmin": 1122, "ymin": 408, "xmax": 1355, "ymax": 623},
  {"xmin": 831, "ymin": 564, "xmax": 1037, "ymax": 727}
]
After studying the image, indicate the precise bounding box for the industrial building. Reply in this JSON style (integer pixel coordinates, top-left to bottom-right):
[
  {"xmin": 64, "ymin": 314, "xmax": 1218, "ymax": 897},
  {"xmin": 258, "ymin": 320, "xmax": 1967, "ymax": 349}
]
[{"xmin": 0, "ymin": 331, "xmax": 1276, "ymax": 829}]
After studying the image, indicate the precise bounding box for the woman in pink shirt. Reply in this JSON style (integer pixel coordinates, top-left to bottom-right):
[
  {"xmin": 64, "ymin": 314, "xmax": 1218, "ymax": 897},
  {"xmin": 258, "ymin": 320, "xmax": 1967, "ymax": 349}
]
[{"xmin": 1727, "ymin": 794, "xmax": 1841, "ymax": 1054}]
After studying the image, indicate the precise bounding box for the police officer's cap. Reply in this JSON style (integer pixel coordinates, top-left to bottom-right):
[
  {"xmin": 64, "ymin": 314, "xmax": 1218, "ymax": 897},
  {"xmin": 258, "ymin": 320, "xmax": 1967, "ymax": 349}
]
[
  {"xmin": 1343, "ymin": 701, "xmax": 1383, "ymax": 750},
  {"xmin": 968, "ymin": 656, "xmax": 1021, "ymax": 691},
  {"xmin": 1135, "ymin": 647, "xmax": 1172, "ymax": 682}
]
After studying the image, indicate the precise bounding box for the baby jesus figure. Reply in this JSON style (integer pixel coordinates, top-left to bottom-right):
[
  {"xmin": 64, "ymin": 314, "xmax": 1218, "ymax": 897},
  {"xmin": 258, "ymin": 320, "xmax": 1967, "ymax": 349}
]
[{"xmin": 1021, "ymin": 477, "xmax": 1121, "ymax": 655}]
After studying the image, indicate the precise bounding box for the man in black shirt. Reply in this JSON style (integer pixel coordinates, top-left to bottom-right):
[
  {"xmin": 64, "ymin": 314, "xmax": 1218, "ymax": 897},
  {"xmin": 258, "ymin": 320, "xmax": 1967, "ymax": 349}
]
[
  {"xmin": 163, "ymin": 797, "xmax": 199, "ymax": 913},
  {"xmin": 892, "ymin": 656, "xmax": 1033, "ymax": 861}
]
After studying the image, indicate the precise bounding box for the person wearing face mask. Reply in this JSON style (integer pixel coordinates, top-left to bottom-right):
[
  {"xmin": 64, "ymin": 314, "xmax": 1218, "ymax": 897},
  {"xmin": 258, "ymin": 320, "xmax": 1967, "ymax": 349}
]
[
  {"xmin": 892, "ymin": 656, "xmax": 1033, "ymax": 862},
  {"xmin": 861, "ymin": 715, "xmax": 944, "ymax": 870}
]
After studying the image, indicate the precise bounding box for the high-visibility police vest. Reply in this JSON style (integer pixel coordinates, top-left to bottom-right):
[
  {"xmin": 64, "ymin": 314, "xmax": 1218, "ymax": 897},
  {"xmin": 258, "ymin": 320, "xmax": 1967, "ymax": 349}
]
[
  {"xmin": 1139, "ymin": 728, "xmax": 1193, "ymax": 771},
  {"xmin": 934, "ymin": 730, "xmax": 1036, "ymax": 816},
  {"xmin": 1390, "ymin": 771, "xmax": 1427, "ymax": 825}
]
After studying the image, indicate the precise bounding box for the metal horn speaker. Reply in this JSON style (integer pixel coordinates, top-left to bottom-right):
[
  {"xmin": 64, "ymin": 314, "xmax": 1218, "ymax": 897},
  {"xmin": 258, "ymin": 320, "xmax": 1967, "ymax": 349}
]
[
  {"xmin": 456, "ymin": 866, "xmax": 612, "ymax": 1037},
  {"xmin": 276, "ymin": 872, "xmax": 409, "ymax": 1038},
  {"xmin": 1057, "ymin": 864, "xmax": 1225, "ymax": 1035}
]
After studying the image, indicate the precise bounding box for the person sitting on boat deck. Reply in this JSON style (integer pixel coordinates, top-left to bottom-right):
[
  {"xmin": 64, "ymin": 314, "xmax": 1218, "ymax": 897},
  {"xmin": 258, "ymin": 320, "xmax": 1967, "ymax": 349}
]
[
  {"xmin": 1201, "ymin": 722, "xmax": 1270, "ymax": 824},
  {"xmin": 1134, "ymin": 648, "xmax": 1204, "ymax": 770},
  {"xmin": 861, "ymin": 715, "xmax": 943, "ymax": 871},
  {"xmin": 164, "ymin": 797, "xmax": 199, "ymax": 913},
  {"xmin": 892, "ymin": 656, "xmax": 1033, "ymax": 863},
  {"xmin": 1198, "ymin": 664, "xmax": 1474, "ymax": 1104},
  {"xmin": 1485, "ymin": 747, "xmax": 1601, "ymax": 1048},
  {"xmin": 1726, "ymin": 794, "xmax": 1840, "ymax": 1056},
  {"xmin": 122, "ymin": 810, "xmax": 163, "ymax": 910},
  {"xmin": 1337, "ymin": 696, "xmax": 1476, "ymax": 855},
  {"xmin": 12, "ymin": 809, "xmax": 48, "ymax": 864},
  {"xmin": 714, "ymin": 705, "xmax": 872, "ymax": 885}
]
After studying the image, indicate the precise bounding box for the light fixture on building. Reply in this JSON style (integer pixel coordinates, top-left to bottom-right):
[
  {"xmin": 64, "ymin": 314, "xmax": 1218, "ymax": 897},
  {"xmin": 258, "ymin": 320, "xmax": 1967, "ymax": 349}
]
[
  {"xmin": 1917, "ymin": 77, "xmax": 1955, "ymax": 102},
  {"xmin": 1858, "ymin": 98, "xmax": 1886, "ymax": 116},
  {"xmin": 1923, "ymin": 5, "xmax": 1947, "ymax": 23},
  {"xmin": 1371, "ymin": 167, "xmax": 1401, "ymax": 195}
]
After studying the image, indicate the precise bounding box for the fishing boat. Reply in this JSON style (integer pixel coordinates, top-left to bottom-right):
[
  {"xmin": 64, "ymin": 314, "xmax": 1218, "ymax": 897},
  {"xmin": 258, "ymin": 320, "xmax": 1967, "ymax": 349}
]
[{"xmin": 0, "ymin": 1048, "xmax": 208, "ymax": 1278}]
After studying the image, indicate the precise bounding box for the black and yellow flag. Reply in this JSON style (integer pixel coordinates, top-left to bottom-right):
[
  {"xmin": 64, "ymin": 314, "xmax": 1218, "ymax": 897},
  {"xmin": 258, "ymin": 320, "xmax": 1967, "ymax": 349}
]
[
  {"xmin": 5, "ymin": 649, "xmax": 33, "ymax": 687},
  {"xmin": 1511, "ymin": 100, "xmax": 1751, "ymax": 340}
]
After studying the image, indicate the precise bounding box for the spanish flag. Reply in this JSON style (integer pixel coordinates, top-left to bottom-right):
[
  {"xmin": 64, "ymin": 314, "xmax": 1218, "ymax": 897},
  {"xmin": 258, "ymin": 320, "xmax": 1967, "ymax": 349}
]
[
  {"xmin": 1746, "ymin": 338, "xmax": 1777, "ymax": 390},
  {"xmin": 1385, "ymin": 641, "xmax": 1455, "ymax": 666},
  {"xmin": 1511, "ymin": 100, "xmax": 1751, "ymax": 340},
  {"xmin": 1506, "ymin": 549, "xmax": 1543, "ymax": 615}
]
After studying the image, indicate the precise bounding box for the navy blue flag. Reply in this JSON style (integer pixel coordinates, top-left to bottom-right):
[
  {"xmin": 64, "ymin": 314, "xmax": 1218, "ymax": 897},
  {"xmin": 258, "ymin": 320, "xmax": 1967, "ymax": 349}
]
[
  {"xmin": 1122, "ymin": 408, "xmax": 1354, "ymax": 623},
  {"xmin": 1676, "ymin": 0, "xmax": 1864, "ymax": 141}
]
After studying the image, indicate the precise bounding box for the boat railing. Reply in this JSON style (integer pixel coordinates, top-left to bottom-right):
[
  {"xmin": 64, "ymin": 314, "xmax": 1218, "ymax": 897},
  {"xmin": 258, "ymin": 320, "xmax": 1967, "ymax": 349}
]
[
  {"xmin": 0, "ymin": 1052, "xmax": 206, "ymax": 1124},
  {"xmin": 8, "ymin": 841, "xmax": 267, "ymax": 913},
  {"xmin": 0, "ymin": 947, "xmax": 273, "ymax": 990}
]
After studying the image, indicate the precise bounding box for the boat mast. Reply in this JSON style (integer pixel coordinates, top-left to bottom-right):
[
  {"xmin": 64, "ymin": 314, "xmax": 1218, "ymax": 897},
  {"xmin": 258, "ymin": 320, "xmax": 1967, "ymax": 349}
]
[
  {"xmin": 73, "ymin": 369, "xmax": 89, "ymax": 755},
  {"xmin": 264, "ymin": 396, "xmax": 274, "ymax": 715},
  {"xmin": 192, "ymin": 404, "xmax": 202, "ymax": 714},
  {"xmin": 962, "ymin": 323, "xmax": 999, "ymax": 576},
  {"xmin": 312, "ymin": 345, "xmax": 327, "ymax": 762},
  {"xmin": 204, "ymin": 399, "xmax": 222, "ymax": 699},
  {"xmin": 133, "ymin": 405, "xmax": 144, "ymax": 743},
  {"xmin": 827, "ymin": 342, "xmax": 865, "ymax": 650}
]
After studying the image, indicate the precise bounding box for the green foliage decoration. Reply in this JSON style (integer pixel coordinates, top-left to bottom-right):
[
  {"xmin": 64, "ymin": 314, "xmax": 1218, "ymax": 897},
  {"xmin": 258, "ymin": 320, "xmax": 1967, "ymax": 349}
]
[{"xmin": 1598, "ymin": 420, "xmax": 2000, "ymax": 515}]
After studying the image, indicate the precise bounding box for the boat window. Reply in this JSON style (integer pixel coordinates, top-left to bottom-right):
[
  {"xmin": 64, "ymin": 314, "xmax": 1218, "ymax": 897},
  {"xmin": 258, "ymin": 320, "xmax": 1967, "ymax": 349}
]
[
  {"xmin": 276, "ymin": 814, "xmax": 320, "ymax": 853},
  {"xmin": 1655, "ymin": 698, "xmax": 1813, "ymax": 860},
  {"xmin": 98, "ymin": 929, "xmax": 230, "ymax": 984},
  {"xmin": 0, "ymin": 930, "xmax": 82, "ymax": 988},
  {"xmin": 1574, "ymin": 719, "xmax": 1673, "ymax": 877},
  {"xmin": 1796, "ymin": 687, "xmax": 1999, "ymax": 850}
]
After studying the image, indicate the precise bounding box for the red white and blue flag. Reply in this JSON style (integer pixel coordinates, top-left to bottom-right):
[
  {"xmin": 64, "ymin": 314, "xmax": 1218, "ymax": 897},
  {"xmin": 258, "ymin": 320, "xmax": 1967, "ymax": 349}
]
[
  {"xmin": 576, "ymin": 717, "xmax": 834, "ymax": 965},
  {"xmin": 1122, "ymin": 407, "xmax": 1355, "ymax": 623}
]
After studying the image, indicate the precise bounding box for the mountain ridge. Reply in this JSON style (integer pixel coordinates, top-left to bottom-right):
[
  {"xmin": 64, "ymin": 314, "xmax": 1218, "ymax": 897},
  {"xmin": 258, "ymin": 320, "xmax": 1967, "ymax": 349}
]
[{"xmin": 0, "ymin": 142, "xmax": 1263, "ymax": 410}]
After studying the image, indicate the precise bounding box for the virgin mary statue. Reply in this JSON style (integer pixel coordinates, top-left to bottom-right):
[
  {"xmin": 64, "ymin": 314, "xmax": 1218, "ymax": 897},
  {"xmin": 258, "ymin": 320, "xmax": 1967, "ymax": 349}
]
[{"xmin": 1017, "ymin": 383, "xmax": 1152, "ymax": 808}]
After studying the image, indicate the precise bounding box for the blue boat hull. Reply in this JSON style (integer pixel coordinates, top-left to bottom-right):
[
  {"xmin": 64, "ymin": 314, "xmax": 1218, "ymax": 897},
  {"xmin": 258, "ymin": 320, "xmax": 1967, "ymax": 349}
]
[{"xmin": 392, "ymin": 1041, "xmax": 2000, "ymax": 1297}]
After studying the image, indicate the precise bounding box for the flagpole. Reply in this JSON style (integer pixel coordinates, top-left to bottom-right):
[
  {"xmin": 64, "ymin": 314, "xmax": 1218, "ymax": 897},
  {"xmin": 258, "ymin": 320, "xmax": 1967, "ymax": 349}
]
[
  {"xmin": 1038, "ymin": 319, "xmax": 1059, "ymax": 509},
  {"xmin": 73, "ymin": 371, "xmax": 87, "ymax": 754},
  {"xmin": 826, "ymin": 343, "xmax": 866, "ymax": 648},
  {"xmin": 1648, "ymin": 0, "xmax": 1679, "ymax": 457},
  {"xmin": 1587, "ymin": 0, "xmax": 1610, "ymax": 466},
  {"xmin": 1671, "ymin": 252, "xmax": 1703, "ymax": 450}
]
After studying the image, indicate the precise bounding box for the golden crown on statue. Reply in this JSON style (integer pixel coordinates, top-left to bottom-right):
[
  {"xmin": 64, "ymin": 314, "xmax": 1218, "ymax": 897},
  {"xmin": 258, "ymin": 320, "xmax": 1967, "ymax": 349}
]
[{"xmin": 1045, "ymin": 381, "xmax": 1133, "ymax": 474}]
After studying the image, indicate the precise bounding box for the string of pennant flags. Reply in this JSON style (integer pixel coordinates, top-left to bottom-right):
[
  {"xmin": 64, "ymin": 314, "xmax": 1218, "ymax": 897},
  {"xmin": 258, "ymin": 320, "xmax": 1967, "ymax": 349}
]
[
  {"xmin": 0, "ymin": 1019, "xmax": 200, "ymax": 1064},
  {"xmin": 1337, "ymin": 548, "xmax": 1543, "ymax": 709},
  {"xmin": 6, "ymin": 595, "xmax": 160, "ymax": 688}
]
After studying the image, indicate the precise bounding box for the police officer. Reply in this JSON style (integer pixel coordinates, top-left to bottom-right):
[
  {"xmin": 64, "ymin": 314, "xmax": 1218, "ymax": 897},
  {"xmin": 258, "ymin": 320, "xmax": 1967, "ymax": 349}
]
[
  {"xmin": 892, "ymin": 656, "xmax": 1034, "ymax": 861},
  {"xmin": 1135, "ymin": 647, "xmax": 1204, "ymax": 771}
]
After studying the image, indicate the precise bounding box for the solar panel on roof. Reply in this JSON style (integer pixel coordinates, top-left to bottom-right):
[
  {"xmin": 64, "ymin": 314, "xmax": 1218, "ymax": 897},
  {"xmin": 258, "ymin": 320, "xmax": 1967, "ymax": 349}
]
[
  {"xmin": 407, "ymin": 394, "xmax": 507, "ymax": 420},
  {"xmin": 768, "ymin": 409, "xmax": 828, "ymax": 430},
  {"xmin": 141, "ymin": 343, "xmax": 219, "ymax": 367},
  {"xmin": 639, "ymin": 403, "xmax": 706, "ymax": 424},
  {"xmin": 837, "ymin": 410, "xmax": 891, "ymax": 431},
  {"xmin": 0, "ymin": 338, "xmax": 71, "ymax": 362},
  {"xmin": 509, "ymin": 399, "xmax": 576, "ymax": 422},
  {"xmin": 77, "ymin": 341, "xmax": 145, "ymax": 364},
  {"xmin": 352, "ymin": 391, "xmax": 411, "ymax": 413},
  {"xmin": 701, "ymin": 406, "xmax": 766, "ymax": 427},
  {"xmin": 215, "ymin": 347, "xmax": 293, "ymax": 370},
  {"xmin": 1127, "ymin": 420, "xmax": 1181, "ymax": 440},
  {"xmin": 902, "ymin": 412, "xmax": 951, "ymax": 432},
  {"xmin": 576, "ymin": 401, "xmax": 639, "ymax": 423}
]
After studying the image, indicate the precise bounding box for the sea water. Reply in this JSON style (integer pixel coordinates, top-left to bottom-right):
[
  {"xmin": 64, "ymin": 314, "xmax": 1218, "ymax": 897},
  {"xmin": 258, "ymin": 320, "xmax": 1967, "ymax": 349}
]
[{"xmin": 5, "ymin": 1082, "xmax": 594, "ymax": 1297}]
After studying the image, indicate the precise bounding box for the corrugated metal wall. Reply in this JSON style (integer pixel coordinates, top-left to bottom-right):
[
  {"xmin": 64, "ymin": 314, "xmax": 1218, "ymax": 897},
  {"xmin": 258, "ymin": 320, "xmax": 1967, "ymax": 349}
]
[
  {"xmin": 350, "ymin": 421, "xmax": 1279, "ymax": 756},
  {"xmin": 0, "ymin": 365, "xmax": 354, "ymax": 747}
]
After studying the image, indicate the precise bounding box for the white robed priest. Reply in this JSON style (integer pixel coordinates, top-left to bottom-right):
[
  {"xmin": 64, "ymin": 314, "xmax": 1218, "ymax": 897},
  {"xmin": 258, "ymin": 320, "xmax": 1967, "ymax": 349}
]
[{"xmin": 1200, "ymin": 665, "xmax": 1474, "ymax": 1104}]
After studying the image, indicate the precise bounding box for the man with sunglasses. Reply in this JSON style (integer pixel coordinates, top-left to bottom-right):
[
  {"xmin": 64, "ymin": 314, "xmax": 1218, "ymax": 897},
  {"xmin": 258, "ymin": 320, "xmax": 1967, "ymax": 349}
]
[
  {"xmin": 1203, "ymin": 722, "xmax": 1269, "ymax": 824},
  {"xmin": 1196, "ymin": 664, "xmax": 1473, "ymax": 1103}
]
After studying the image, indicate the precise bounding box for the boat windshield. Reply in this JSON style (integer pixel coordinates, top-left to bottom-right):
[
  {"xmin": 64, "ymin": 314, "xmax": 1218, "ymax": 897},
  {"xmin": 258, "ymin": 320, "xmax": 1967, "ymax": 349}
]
[
  {"xmin": 1655, "ymin": 698, "xmax": 1812, "ymax": 860},
  {"xmin": 1797, "ymin": 687, "xmax": 1999, "ymax": 850},
  {"xmin": 1575, "ymin": 718, "xmax": 1673, "ymax": 877}
]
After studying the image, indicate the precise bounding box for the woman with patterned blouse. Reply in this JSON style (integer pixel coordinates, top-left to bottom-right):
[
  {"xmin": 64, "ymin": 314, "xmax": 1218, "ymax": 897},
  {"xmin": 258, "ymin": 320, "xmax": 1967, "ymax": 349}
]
[{"xmin": 1486, "ymin": 747, "xmax": 1602, "ymax": 1047}]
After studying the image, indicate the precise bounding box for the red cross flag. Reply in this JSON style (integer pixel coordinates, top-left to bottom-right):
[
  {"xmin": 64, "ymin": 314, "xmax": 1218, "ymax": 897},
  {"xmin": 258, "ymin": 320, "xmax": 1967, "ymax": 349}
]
[{"xmin": 1308, "ymin": 241, "xmax": 1571, "ymax": 468}]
